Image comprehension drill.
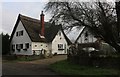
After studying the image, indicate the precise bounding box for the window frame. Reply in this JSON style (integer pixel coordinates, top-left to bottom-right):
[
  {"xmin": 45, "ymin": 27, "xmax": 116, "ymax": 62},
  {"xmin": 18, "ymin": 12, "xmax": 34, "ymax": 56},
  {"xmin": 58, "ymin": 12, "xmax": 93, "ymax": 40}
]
[
  {"xmin": 12, "ymin": 44, "xmax": 15, "ymax": 51},
  {"xmin": 16, "ymin": 30, "xmax": 23, "ymax": 36},
  {"xmin": 58, "ymin": 44, "xmax": 64, "ymax": 50},
  {"xmin": 16, "ymin": 32, "xmax": 18, "ymax": 36},
  {"xmin": 25, "ymin": 43, "xmax": 29, "ymax": 49},
  {"xmin": 58, "ymin": 31, "xmax": 61, "ymax": 36},
  {"xmin": 21, "ymin": 30, "xmax": 23, "ymax": 36},
  {"xmin": 20, "ymin": 44, "xmax": 23, "ymax": 49}
]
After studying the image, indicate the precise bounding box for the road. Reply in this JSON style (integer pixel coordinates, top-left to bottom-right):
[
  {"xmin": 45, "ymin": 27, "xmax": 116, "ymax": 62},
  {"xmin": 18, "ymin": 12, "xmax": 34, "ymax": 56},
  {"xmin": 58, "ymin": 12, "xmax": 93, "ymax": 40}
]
[{"xmin": 2, "ymin": 55, "xmax": 67, "ymax": 75}]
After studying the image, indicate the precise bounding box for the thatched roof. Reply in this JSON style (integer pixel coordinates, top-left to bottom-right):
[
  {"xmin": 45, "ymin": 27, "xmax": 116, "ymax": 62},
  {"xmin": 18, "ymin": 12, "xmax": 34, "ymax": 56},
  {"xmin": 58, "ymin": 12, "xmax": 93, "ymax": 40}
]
[{"xmin": 10, "ymin": 14, "xmax": 72, "ymax": 44}]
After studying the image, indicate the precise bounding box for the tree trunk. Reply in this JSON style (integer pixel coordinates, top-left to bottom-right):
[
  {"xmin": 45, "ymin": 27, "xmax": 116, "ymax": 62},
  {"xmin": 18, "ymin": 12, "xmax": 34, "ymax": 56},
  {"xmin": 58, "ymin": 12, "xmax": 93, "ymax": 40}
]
[{"xmin": 116, "ymin": 1, "xmax": 120, "ymax": 39}]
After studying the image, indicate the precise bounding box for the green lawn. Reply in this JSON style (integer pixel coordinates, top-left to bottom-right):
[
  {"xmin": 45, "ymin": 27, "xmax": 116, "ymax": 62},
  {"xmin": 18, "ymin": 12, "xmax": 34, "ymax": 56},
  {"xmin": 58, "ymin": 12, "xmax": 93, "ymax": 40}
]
[{"xmin": 50, "ymin": 60, "xmax": 120, "ymax": 75}]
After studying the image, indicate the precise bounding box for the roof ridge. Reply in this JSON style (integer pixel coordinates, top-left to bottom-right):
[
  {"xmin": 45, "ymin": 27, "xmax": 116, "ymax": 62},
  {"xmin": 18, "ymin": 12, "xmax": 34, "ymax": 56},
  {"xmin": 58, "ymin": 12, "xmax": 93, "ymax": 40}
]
[
  {"xmin": 19, "ymin": 14, "xmax": 40, "ymax": 23},
  {"xmin": 74, "ymin": 26, "xmax": 86, "ymax": 43}
]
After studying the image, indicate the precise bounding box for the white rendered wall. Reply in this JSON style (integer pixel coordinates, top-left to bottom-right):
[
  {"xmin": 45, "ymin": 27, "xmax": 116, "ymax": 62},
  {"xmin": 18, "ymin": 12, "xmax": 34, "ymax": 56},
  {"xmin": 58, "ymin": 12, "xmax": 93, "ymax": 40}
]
[
  {"xmin": 52, "ymin": 30, "xmax": 68, "ymax": 54},
  {"xmin": 10, "ymin": 21, "xmax": 32, "ymax": 55},
  {"xmin": 32, "ymin": 42, "xmax": 51, "ymax": 55}
]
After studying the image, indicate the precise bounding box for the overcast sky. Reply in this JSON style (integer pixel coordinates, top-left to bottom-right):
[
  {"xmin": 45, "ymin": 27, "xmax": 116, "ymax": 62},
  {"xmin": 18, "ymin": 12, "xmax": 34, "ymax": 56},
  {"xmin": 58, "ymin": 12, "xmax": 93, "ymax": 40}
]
[
  {"xmin": 1, "ymin": 1, "xmax": 81, "ymax": 42},
  {"xmin": 2, "ymin": 2, "xmax": 51, "ymax": 34},
  {"xmin": 1, "ymin": 0, "xmax": 115, "ymax": 42}
]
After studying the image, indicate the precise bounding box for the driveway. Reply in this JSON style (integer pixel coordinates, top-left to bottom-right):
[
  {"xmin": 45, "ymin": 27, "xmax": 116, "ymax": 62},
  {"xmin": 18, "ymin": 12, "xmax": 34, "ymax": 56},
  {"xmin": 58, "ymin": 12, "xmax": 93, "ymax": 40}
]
[{"xmin": 2, "ymin": 55, "xmax": 67, "ymax": 75}]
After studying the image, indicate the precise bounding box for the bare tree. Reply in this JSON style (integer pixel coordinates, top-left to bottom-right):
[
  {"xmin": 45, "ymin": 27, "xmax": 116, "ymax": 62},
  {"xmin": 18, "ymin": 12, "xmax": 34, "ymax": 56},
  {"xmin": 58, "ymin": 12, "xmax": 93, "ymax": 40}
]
[{"xmin": 45, "ymin": 1, "xmax": 120, "ymax": 53}]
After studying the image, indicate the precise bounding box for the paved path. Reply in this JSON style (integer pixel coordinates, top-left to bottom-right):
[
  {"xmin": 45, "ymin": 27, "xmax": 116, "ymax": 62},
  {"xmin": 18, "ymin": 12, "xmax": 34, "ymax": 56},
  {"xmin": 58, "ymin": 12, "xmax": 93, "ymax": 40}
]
[{"xmin": 2, "ymin": 55, "xmax": 67, "ymax": 75}]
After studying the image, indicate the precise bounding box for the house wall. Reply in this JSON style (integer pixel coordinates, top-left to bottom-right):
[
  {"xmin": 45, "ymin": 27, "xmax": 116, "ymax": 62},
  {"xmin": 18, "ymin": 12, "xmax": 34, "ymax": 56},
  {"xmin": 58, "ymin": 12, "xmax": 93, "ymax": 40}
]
[
  {"xmin": 77, "ymin": 28, "xmax": 97, "ymax": 43},
  {"xmin": 10, "ymin": 21, "xmax": 32, "ymax": 55},
  {"xmin": 52, "ymin": 30, "xmax": 68, "ymax": 54},
  {"xmin": 32, "ymin": 42, "xmax": 51, "ymax": 55}
]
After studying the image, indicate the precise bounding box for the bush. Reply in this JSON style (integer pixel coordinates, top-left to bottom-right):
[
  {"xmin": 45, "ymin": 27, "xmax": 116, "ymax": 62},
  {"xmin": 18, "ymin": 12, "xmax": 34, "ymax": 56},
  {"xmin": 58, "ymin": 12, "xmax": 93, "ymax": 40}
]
[
  {"xmin": 50, "ymin": 60, "xmax": 119, "ymax": 75},
  {"xmin": 67, "ymin": 49, "xmax": 120, "ymax": 69},
  {"xmin": 97, "ymin": 56, "xmax": 120, "ymax": 69}
]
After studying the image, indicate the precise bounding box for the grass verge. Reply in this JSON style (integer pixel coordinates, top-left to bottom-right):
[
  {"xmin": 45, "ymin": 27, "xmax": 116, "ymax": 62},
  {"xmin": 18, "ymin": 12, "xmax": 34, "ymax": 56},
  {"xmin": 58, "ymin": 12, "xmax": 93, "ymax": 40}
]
[{"xmin": 50, "ymin": 60, "xmax": 120, "ymax": 75}]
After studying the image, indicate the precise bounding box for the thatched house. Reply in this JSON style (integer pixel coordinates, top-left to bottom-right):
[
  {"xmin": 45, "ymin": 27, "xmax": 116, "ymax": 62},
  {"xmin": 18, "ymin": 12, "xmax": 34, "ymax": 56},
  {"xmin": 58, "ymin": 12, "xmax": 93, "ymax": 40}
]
[{"xmin": 10, "ymin": 11, "xmax": 72, "ymax": 56}]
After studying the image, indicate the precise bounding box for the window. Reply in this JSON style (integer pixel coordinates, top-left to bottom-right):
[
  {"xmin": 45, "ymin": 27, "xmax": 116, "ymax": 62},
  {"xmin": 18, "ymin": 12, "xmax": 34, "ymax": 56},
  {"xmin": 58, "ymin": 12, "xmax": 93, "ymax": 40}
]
[
  {"xmin": 85, "ymin": 31, "xmax": 88, "ymax": 41},
  {"xmin": 58, "ymin": 31, "xmax": 61, "ymax": 36},
  {"xmin": 16, "ymin": 44, "xmax": 18, "ymax": 49},
  {"xmin": 16, "ymin": 30, "xmax": 23, "ymax": 36},
  {"xmin": 16, "ymin": 32, "xmax": 18, "ymax": 36},
  {"xmin": 19, "ymin": 30, "xmax": 23, "ymax": 36},
  {"xmin": 64, "ymin": 44, "xmax": 66, "ymax": 53},
  {"xmin": 16, "ymin": 44, "xmax": 23, "ymax": 50},
  {"xmin": 20, "ymin": 44, "xmax": 23, "ymax": 49},
  {"xmin": 12, "ymin": 44, "xmax": 15, "ymax": 51},
  {"xmin": 85, "ymin": 31, "xmax": 88, "ymax": 38},
  {"xmin": 16, "ymin": 44, "xmax": 21, "ymax": 51},
  {"xmin": 21, "ymin": 31, "xmax": 23, "ymax": 36},
  {"xmin": 58, "ymin": 44, "xmax": 64, "ymax": 50},
  {"xmin": 25, "ymin": 43, "xmax": 29, "ymax": 49}
]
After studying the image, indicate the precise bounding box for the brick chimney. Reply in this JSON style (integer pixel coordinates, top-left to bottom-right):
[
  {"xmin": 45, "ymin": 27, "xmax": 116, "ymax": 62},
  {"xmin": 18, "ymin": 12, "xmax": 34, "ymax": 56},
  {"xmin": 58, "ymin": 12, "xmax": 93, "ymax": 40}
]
[{"xmin": 40, "ymin": 11, "xmax": 45, "ymax": 37}]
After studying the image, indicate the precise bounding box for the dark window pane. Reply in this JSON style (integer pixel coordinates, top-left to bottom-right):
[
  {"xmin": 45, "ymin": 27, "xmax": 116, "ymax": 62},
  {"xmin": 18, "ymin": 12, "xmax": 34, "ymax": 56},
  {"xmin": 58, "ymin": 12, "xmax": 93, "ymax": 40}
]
[
  {"xmin": 58, "ymin": 44, "xmax": 64, "ymax": 50},
  {"xmin": 59, "ymin": 32, "xmax": 61, "ymax": 36},
  {"xmin": 12, "ymin": 45, "xmax": 15, "ymax": 51},
  {"xmin": 25, "ymin": 43, "xmax": 29, "ymax": 49},
  {"xmin": 16, "ymin": 44, "xmax": 18, "ymax": 49},
  {"xmin": 16, "ymin": 32, "xmax": 18, "ymax": 36},
  {"xmin": 21, "ymin": 31, "xmax": 23, "ymax": 36},
  {"xmin": 20, "ymin": 44, "xmax": 23, "ymax": 49}
]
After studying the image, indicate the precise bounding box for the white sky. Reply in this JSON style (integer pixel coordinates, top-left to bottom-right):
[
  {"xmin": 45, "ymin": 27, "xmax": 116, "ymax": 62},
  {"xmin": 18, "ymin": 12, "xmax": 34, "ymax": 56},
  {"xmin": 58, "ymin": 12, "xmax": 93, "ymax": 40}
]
[
  {"xmin": 0, "ymin": 1, "xmax": 82, "ymax": 42},
  {"xmin": 0, "ymin": 0, "xmax": 116, "ymax": 42},
  {"xmin": 2, "ymin": 2, "xmax": 51, "ymax": 35}
]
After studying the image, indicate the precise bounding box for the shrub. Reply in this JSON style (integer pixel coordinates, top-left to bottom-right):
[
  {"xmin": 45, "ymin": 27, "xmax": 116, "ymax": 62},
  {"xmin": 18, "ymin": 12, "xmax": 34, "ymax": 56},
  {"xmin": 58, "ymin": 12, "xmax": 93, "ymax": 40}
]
[{"xmin": 68, "ymin": 49, "xmax": 120, "ymax": 69}]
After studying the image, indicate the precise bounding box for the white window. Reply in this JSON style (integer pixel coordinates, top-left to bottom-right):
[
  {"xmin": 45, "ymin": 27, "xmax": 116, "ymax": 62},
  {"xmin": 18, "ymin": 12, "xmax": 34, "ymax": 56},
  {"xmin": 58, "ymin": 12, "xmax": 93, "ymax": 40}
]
[{"xmin": 58, "ymin": 44, "xmax": 64, "ymax": 50}]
